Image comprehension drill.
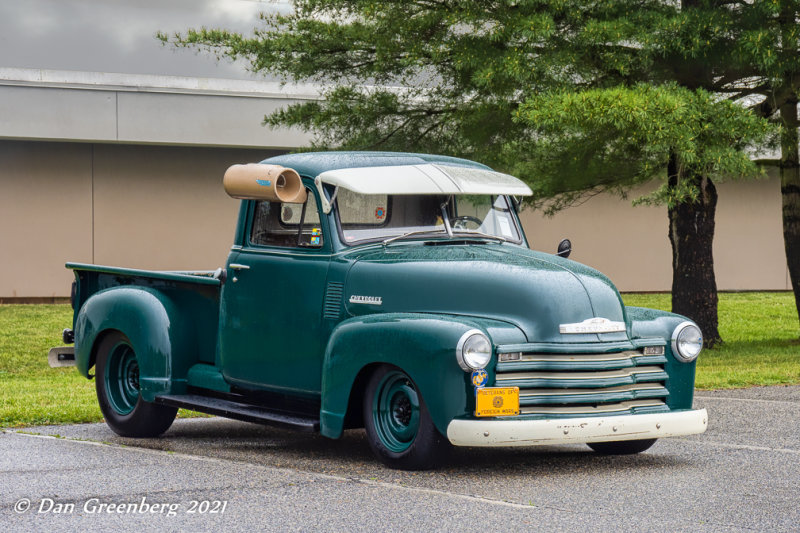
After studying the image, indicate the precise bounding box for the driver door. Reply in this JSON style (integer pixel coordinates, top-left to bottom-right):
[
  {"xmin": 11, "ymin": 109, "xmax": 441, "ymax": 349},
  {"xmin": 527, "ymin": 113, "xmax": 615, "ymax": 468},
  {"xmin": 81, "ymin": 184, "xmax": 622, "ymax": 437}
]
[{"xmin": 219, "ymin": 187, "xmax": 331, "ymax": 396}]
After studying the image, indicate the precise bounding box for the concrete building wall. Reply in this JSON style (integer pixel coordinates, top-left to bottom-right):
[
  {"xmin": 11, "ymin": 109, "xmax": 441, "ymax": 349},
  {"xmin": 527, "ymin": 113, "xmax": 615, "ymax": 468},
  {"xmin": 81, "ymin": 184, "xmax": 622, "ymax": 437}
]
[
  {"xmin": 1, "ymin": 139, "xmax": 791, "ymax": 297},
  {"xmin": 712, "ymin": 176, "xmax": 787, "ymax": 290},
  {"xmin": 0, "ymin": 142, "xmax": 93, "ymax": 297},
  {"xmin": 0, "ymin": 69, "xmax": 313, "ymax": 299},
  {"xmin": 91, "ymin": 144, "xmax": 281, "ymax": 270},
  {"xmin": 520, "ymin": 174, "xmax": 790, "ymax": 291},
  {"xmin": 0, "ymin": 140, "xmax": 273, "ymax": 297}
]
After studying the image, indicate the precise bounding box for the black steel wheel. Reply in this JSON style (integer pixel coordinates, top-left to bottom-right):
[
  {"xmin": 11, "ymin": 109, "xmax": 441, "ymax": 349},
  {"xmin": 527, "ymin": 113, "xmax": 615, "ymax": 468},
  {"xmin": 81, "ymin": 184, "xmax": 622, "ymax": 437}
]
[
  {"xmin": 363, "ymin": 366, "xmax": 450, "ymax": 470},
  {"xmin": 95, "ymin": 331, "xmax": 177, "ymax": 437}
]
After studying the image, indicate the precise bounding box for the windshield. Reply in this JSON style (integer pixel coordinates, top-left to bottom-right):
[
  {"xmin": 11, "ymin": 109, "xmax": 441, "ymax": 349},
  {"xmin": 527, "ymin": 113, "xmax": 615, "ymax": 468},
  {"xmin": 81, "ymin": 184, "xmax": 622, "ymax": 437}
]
[{"xmin": 335, "ymin": 190, "xmax": 522, "ymax": 244}]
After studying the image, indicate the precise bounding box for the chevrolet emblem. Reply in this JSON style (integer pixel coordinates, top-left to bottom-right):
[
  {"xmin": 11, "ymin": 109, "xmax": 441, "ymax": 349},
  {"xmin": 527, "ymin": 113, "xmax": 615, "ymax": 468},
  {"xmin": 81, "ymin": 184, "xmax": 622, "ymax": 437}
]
[{"xmin": 559, "ymin": 317, "xmax": 626, "ymax": 334}]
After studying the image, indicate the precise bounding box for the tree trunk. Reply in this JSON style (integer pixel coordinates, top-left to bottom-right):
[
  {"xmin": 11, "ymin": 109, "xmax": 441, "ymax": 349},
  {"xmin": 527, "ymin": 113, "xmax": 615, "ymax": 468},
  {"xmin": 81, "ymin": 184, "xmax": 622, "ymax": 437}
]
[
  {"xmin": 667, "ymin": 155, "xmax": 721, "ymax": 348},
  {"xmin": 779, "ymin": 96, "xmax": 800, "ymax": 333}
]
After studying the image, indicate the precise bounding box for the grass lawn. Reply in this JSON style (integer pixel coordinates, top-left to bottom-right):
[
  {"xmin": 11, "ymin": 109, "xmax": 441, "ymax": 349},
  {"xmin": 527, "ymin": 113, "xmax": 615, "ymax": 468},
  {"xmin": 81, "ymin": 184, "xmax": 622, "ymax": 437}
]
[
  {"xmin": 622, "ymin": 292, "xmax": 800, "ymax": 389},
  {"xmin": 1, "ymin": 295, "xmax": 799, "ymax": 427},
  {"xmin": 0, "ymin": 305, "xmax": 206, "ymax": 428}
]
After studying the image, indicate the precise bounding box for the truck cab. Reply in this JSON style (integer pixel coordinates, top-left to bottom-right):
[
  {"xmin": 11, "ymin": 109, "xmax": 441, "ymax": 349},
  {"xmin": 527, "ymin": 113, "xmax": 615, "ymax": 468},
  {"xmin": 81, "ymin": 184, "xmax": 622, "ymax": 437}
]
[{"xmin": 54, "ymin": 152, "xmax": 707, "ymax": 470}]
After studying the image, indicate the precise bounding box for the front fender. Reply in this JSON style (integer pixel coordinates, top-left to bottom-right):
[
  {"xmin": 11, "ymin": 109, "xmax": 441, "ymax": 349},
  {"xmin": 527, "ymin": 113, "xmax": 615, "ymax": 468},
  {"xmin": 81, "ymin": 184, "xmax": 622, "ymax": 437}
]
[
  {"xmin": 319, "ymin": 313, "xmax": 526, "ymax": 439},
  {"xmin": 74, "ymin": 287, "xmax": 195, "ymax": 400},
  {"xmin": 626, "ymin": 306, "xmax": 698, "ymax": 409}
]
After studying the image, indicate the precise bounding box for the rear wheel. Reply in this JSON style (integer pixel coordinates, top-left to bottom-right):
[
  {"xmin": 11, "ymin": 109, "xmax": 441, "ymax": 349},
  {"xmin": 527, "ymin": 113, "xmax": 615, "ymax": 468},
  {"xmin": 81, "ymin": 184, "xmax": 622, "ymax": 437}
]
[
  {"xmin": 95, "ymin": 332, "xmax": 177, "ymax": 437},
  {"xmin": 363, "ymin": 366, "xmax": 449, "ymax": 470},
  {"xmin": 588, "ymin": 439, "xmax": 657, "ymax": 455}
]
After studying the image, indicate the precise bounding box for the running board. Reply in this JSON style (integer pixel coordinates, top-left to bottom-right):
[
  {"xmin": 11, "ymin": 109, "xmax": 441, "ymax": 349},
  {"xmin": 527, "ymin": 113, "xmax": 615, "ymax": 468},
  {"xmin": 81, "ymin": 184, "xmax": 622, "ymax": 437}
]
[{"xmin": 154, "ymin": 394, "xmax": 319, "ymax": 432}]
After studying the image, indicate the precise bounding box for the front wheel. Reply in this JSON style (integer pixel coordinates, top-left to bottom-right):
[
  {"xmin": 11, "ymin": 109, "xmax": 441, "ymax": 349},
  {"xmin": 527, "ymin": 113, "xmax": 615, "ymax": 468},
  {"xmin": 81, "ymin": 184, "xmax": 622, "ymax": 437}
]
[
  {"xmin": 588, "ymin": 439, "xmax": 657, "ymax": 455},
  {"xmin": 95, "ymin": 332, "xmax": 177, "ymax": 437},
  {"xmin": 363, "ymin": 366, "xmax": 450, "ymax": 470}
]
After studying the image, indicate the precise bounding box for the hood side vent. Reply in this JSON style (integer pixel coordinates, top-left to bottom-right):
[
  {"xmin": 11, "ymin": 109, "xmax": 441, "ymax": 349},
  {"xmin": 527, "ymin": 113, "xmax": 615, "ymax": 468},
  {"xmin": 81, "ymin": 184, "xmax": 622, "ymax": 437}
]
[{"xmin": 323, "ymin": 282, "xmax": 344, "ymax": 320}]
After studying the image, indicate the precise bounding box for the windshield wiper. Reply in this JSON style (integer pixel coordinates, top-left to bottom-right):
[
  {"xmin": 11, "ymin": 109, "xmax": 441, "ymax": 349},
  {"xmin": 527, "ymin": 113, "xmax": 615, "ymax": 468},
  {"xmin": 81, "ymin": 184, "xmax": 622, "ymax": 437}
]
[
  {"xmin": 383, "ymin": 229, "xmax": 510, "ymax": 246},
  {"xmin": 382, "ymin": 228, "xmax": 449, "ymax": 245},
  {"xmin": 450, "ymin": 230, "xmax": 510, "ymax": 243}
]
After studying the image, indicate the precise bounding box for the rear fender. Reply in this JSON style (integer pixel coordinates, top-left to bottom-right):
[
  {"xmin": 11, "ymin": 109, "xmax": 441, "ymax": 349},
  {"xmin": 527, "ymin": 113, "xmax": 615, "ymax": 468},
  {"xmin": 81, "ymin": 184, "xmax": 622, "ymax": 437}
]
[{"xmin": 74, "ymin": 287, "xmax": 195, "ymax": 400}]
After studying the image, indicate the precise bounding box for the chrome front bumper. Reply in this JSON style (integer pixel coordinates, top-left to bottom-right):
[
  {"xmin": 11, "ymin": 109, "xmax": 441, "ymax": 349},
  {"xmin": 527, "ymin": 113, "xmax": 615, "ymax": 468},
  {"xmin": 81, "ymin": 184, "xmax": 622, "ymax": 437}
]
[{"xmin": 446, "ymin": 408, "xmax": 708, "ymax": 447}]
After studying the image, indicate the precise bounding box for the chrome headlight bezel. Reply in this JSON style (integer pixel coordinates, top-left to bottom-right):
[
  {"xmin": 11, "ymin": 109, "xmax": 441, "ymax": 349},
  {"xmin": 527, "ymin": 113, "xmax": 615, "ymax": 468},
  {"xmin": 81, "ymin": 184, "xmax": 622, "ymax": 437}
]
[
  {"xmin": 671, "ymin": 321, "xmax": 703, "ymax": 363},
  {"xmin": 456, "ymin": 330, "xmax": 492, "ymax": 371}
]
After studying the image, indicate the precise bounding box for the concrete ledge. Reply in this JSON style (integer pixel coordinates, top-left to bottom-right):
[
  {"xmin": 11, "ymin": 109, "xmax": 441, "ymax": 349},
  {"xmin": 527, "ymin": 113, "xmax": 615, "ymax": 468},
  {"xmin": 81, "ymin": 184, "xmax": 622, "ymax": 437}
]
[
  {"xmin": 0, "ymin": 68, "xmax": 320, "ymax": 99},
  {"xmin": 0, "ymin": 68, "xmax": 315, "ymax": 148}
]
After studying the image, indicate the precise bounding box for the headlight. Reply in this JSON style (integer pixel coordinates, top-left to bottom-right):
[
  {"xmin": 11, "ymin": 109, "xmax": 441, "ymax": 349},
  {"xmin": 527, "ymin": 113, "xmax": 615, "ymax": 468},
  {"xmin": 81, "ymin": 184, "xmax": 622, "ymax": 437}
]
[
  {"xmin": 456, "ymin": 330, "xmax": 492, "ymax": 371},
  {"xmin": 671, "ymin": 321, "xmax": 703, "ymax": 362}
]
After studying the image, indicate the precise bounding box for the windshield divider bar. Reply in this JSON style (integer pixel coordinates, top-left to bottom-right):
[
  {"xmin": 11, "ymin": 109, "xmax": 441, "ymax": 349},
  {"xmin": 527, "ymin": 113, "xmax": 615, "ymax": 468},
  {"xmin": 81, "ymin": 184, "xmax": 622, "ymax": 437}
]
[{"xmin": 440, "ymin": 197, "xmax": 453, "ymax": 239}]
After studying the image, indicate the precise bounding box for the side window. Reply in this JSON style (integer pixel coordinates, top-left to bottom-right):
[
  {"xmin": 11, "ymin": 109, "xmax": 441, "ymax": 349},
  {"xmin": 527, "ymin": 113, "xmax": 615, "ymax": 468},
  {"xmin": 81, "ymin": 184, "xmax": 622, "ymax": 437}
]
[{"xmin": 250, "ymin": 190, "xmax": 324, "ymax": 248}]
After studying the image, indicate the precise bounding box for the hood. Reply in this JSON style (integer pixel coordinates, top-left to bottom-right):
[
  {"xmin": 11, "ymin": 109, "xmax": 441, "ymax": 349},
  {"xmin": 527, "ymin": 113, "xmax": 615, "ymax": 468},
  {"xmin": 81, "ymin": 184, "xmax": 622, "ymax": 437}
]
[{"xmin": 343, "ymin": 243, "xmax": 628, "ymax": 344}]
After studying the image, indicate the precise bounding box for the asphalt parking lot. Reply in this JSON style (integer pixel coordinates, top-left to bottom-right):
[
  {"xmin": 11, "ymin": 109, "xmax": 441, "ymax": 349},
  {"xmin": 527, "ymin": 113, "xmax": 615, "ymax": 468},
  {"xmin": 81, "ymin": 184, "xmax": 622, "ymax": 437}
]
[{"xmin": 2, "ymin": 386, "xmax": 799, "ymax": 532}]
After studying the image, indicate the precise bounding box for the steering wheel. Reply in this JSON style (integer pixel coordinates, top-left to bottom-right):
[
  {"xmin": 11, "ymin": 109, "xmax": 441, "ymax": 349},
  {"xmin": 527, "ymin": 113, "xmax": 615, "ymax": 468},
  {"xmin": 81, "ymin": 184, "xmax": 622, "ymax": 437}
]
[{"xmin": 451, "ymin": 215, "xmax": 483, "ymax": 230}]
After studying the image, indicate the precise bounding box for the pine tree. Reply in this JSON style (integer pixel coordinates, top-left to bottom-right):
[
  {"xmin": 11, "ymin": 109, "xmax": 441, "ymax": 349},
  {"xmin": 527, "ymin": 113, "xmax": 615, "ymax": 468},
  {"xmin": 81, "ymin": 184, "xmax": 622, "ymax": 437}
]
[
  {"xmin": 629, "ymin": 0, "xmax": 800, "ymax": 337},
  {"xmin": 160, "ymin": 1, "xmax": 781, "ymax": 344}
]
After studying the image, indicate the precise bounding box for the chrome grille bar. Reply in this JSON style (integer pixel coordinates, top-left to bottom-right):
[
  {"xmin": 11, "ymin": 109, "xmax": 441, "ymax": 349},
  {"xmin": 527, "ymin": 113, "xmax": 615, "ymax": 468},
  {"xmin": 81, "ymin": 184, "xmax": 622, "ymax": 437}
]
[
  {"xmin": 495, "ymin": 366, "xmax": 668, "ymax": 389},
  {"xmin": 520, "ymin": 399, "xmax": 666, "ymax": 416},
  {"xmin": 496, "ymin": 350, "xmax": 667, "ymax": 372},
  {"xmin": 519, "ymin": 383, "xmax": 668, "ymax": 406}
]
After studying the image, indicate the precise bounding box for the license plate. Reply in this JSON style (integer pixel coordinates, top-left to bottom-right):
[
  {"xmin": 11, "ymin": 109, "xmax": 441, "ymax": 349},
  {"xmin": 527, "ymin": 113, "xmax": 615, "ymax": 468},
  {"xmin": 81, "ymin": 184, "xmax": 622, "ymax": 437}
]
[{"xmin": 475, "ymin": 387, "xmax": 520, "ymax": 417}]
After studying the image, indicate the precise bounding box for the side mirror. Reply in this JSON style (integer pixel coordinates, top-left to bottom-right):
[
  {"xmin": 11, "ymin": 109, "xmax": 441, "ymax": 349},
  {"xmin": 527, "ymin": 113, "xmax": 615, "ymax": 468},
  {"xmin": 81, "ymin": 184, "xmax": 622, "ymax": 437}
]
[{"xmin": 556, "ymin": 238, "xmax": 572, "ymax": 258}]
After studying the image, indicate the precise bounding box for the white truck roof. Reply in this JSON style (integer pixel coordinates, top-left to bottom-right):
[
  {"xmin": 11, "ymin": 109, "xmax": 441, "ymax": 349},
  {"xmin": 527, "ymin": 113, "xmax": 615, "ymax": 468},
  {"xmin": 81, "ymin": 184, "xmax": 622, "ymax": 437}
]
[{"xmin": 317, "ymin": 163, "xmax": 532, "ymax": 195}]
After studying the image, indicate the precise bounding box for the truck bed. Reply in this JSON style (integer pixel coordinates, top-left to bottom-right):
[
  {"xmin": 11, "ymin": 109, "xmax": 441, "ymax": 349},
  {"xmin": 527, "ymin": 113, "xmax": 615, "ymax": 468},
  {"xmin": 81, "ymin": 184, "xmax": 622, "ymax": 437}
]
[{"xmin": 68, "ymin": 262, "xmax": 222, "ymax": 368}]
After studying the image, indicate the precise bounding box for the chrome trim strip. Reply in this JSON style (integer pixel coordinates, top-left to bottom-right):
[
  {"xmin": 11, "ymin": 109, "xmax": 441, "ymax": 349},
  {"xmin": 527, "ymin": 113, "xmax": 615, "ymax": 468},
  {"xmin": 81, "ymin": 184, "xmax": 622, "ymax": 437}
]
[
  {"xmin": 516, "ymin": 351, "xmax": 644, "ymax": 363},
  {"xmin": 496, "ymin": 341, "xmax": 636, "ymax": 354}
]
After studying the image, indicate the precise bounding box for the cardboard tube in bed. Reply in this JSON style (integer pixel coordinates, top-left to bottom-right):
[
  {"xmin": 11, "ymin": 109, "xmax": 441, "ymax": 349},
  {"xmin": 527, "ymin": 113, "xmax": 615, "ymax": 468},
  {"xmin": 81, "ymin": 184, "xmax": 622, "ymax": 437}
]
[{"xmin": 223, "ymin": 164, "xmax": 308, "ymax": 204}]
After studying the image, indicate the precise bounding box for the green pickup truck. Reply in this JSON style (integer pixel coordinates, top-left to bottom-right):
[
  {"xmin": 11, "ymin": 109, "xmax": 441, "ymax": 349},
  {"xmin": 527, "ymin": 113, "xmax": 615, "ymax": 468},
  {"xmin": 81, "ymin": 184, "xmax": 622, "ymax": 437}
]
[{"xmin": 50, "ymin": 151, "xmax": 707, "ymax": 470}]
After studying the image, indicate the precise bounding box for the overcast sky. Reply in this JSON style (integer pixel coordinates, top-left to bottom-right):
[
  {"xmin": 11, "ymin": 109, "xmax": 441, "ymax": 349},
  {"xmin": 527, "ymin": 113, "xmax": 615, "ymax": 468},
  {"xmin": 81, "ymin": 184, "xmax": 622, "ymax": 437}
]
[{"xmin": 0, "ymin": 0, "xmax": 291, "ymax": 80}]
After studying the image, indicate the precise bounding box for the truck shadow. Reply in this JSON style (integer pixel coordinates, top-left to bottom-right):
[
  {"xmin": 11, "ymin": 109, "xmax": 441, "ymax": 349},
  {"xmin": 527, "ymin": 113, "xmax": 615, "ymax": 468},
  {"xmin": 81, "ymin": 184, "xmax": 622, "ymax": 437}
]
[{"xmin": 105, "ymin": 417, "xmax": 694, "ymax": 479}]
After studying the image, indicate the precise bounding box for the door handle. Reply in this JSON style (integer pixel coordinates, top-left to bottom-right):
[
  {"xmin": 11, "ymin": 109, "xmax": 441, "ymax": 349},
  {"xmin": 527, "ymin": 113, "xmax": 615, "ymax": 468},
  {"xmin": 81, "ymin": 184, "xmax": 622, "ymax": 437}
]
[{"xmin": 229, "ymin": 263, "xmax": 250, "ymax": 270}]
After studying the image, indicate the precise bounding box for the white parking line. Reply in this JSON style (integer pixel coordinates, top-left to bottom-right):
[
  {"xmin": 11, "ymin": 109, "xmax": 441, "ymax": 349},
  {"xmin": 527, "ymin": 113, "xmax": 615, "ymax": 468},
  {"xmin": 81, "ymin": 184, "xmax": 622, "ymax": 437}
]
[
  {"xmin": 695, "ymin": 395, "xmax": 799, "ymax": 406},
  {"xmin": 674, "ymin": 437, "xmax": 800, "ymax": 455},
  {"xmin": 4, "ymin": 430, "xmax": 556, "ymax": 512}
]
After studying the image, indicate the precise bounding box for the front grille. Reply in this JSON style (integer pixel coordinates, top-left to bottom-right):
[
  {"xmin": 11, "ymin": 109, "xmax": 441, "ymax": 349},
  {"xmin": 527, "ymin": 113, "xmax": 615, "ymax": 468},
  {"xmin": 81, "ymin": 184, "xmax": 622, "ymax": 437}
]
[{"xmin": 494, "ymin": 345, "xmax": 669, "ymax": 417}]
